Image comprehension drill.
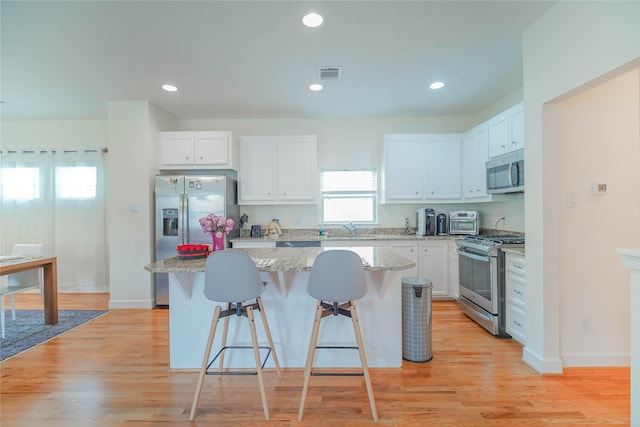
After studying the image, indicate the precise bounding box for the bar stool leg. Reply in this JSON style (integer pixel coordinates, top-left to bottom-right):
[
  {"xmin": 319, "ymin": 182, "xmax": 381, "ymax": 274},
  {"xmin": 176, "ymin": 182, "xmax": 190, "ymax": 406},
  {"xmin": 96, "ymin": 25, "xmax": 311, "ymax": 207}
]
[
  {"xmin": 256, "ymin": 296, "xmax": 282, "ymax": 378},
  {"xmin": 298, "ymin": 300, "xmax": 323, "ymax": 422},
  {"xmin": 10, "ymin": 295, "xmax": 16, "ymax": 320},
  {"xmin": 190, "ymin": 305, "xmax": 222, "ymax": 421},
  {"xmin": 349, "ymin": 301, "xmax": 378, "ymax": 421},
  {"xmin": 1, "ymin": 296, "xmax": 5, "ymax": 339},
  {"xmin": 247, "ymin": 305, "xmax": 270, "ymax": 420},
  {"xmin": 218, "ymin": 302, "xmax": 231, "ymax": 372}
]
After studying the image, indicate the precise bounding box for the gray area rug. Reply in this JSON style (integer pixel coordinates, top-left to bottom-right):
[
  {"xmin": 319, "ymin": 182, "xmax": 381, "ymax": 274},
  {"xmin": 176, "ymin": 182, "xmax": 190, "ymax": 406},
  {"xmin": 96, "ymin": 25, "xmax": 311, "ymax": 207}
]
[{"xmin": 0, "ymin": 309, "xmax": 108, "ymax": 361}]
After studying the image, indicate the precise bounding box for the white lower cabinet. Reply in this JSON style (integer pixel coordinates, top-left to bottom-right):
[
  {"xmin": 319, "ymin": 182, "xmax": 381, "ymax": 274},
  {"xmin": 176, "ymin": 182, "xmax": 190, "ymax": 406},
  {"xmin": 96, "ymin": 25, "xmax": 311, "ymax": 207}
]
[
  {"xmin": 418, "ymin": 241, "xmax": 449, "ymax": 298},
  {"xmin": 505, "ymin": 251, "xmax": 526, "ymax": 344},
  {"xmin": 318, "ymin": 239, "xmax": 455, "ymax": 299},
  {"xmin": 388, "ymin": 242, "xmax": 418, "ymax": 277}
]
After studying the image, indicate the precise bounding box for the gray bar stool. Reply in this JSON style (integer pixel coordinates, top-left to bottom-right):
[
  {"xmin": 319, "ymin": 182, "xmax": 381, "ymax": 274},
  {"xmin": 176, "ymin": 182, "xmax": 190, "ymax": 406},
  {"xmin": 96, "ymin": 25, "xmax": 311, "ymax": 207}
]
[
  {"xmin": 298, "ymin": 249, "xmax": 378, "ymax": 422},
  {"xmin": 189, "ymin": 250, "xmax": 282, "ymax": 421}
]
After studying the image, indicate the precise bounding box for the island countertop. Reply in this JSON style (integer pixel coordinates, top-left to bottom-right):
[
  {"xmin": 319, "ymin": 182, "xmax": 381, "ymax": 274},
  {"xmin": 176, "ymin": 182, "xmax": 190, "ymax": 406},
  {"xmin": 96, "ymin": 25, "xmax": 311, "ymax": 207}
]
[{"xmin": 144, "ymin": 246, "xmax": 415, "ymax": 274}]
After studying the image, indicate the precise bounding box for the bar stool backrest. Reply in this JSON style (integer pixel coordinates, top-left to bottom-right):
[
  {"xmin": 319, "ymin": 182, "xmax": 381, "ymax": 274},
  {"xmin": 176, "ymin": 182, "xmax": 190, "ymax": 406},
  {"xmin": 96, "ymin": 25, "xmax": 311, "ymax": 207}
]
[
  {"xmin": 203, "ymin": 250, "xmax": 264, "ymax": 303},
  {"xmin": 307, "ymin": 250, "xmax": 367, "ymax": 302},
  {"xmin": 8, "ymin": 244, "xmax": 44, "ymax": 287}
]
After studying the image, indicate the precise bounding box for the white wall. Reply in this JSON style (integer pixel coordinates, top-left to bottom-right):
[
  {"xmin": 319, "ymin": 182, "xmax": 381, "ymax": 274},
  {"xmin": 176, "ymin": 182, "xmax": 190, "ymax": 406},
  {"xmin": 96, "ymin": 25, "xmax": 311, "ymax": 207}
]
[
  {"xmin": 557, "ymin": 69, "xmax": 639, "ymax": 366},
  {"xmin": 106, "ymin": 101, "xmax": 178, "ymax": 308},
  {"xmin": 1, "ymin": 119, "xmax": 106, "ymax": 151},
  {"xmin": 523, "ymin": 1, "xmax": 640, "ymax": 373}
]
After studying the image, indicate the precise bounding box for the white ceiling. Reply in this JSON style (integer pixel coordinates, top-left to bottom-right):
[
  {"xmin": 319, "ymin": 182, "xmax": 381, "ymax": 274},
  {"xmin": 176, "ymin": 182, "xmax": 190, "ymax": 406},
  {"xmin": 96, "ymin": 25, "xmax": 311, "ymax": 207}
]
[{"xmin": 1, "ymin": 1, "xmax": 554, "ymax": 121}]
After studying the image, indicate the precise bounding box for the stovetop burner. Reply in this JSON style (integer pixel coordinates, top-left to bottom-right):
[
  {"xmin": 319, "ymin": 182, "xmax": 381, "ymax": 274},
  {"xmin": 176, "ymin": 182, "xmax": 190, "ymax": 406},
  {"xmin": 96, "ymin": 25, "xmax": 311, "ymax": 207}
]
[
  {"xmin": 469, "ymin": 235, "xmax": 525, "ymax": 245},
  {"xmin": 456, "ymin": 234, "xmax": 525, "ymax": 254}
]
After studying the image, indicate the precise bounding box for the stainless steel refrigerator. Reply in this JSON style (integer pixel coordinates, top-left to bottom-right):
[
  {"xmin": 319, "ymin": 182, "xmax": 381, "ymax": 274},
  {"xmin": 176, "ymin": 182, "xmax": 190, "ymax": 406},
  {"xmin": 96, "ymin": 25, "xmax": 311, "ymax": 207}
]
[{"xmin": 154, "ymin": 175, "xmax": 239, "ymax": 306}]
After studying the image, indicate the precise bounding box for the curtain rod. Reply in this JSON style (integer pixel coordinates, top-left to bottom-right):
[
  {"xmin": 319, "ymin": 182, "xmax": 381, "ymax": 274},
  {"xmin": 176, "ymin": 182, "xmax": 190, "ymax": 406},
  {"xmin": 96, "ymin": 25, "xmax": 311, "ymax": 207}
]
[{"xmin": 0, "ymin": 148, "xmax": 108, "ymax": 155}]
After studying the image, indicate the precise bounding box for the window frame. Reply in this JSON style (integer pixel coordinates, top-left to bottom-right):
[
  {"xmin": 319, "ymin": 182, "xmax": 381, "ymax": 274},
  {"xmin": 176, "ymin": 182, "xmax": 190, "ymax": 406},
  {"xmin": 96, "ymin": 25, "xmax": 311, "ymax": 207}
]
[{"xmin": 319, "ymin": 168, "xmax": 378, "ymax": 225}]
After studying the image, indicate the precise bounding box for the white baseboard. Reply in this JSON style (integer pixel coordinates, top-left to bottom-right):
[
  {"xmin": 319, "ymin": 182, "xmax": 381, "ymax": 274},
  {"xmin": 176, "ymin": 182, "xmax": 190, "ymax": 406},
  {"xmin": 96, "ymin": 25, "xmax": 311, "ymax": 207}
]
[
  {"xmin": 561, "ymin": 352, "xmax": 630, "ymax": 367},
  {"xmin": 523, "ymin": 345, "xmax": 564, "ymax": 374},
  {"xmin": 108, "ymin": 299, "xmax": 155, "ymax": 309}
]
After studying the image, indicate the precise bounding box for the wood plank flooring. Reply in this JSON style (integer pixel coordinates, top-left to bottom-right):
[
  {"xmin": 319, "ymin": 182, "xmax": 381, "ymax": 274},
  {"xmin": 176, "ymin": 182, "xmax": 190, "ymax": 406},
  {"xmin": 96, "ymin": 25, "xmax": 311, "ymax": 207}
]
[{"xmin": 1, "ymin": 294, "xmax": 630, "ymax": 426}]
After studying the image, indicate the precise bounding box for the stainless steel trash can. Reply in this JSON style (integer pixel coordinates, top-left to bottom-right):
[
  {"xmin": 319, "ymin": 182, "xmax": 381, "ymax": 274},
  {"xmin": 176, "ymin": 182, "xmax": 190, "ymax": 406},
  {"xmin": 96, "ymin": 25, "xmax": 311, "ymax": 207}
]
[{"xmin": 402, "ymin": 276, "xmax": 433, "ymax": 362}]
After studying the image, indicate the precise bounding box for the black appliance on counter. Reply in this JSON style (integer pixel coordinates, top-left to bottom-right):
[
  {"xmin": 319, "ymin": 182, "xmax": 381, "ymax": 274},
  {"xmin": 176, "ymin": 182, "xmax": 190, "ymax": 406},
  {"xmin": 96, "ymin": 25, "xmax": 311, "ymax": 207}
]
[
  {"xmin": 250, "ymin": 225, "xmax": 262, "ymax": 237},
  {"xmin": 436, "ymin": 213, "xmax": 447, "ymax": 235},
  {"xmin": 455, "ymin": 234, "xmax": 525, "ymax": 337}
]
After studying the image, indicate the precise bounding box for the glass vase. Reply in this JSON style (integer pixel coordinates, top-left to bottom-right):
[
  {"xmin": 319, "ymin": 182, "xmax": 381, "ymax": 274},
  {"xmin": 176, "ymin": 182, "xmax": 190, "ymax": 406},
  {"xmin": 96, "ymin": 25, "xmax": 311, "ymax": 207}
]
[{"xmin": 211, "ymin": 232, "xmax": 225, "ymax": 252}]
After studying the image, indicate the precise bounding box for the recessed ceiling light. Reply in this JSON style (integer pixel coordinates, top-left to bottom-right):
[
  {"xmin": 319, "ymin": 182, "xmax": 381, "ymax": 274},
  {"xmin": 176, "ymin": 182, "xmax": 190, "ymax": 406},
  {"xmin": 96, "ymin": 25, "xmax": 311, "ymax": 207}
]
[
  {"xmin": 303, "ymin": 12, "xmax": 324, "ymax": 28},
  {"xmin": 429, "ymin": 81, "xmax": 445, "ymax": 90},
  {"xmin": 309, "ymin": 83, "xmax": 323, "ymax": 91},
  {"xmin": 162, "ymin": 84, "xmax": 178, "ymax": 92}
]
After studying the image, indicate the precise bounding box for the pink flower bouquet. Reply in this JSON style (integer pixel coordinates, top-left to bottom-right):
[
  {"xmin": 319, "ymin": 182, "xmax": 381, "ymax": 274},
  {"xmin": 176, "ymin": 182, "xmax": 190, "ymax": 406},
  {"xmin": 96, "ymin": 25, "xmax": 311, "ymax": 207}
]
[{"xmin": 199, "ymin": 214, "xmax": 235, "ymax": 235}]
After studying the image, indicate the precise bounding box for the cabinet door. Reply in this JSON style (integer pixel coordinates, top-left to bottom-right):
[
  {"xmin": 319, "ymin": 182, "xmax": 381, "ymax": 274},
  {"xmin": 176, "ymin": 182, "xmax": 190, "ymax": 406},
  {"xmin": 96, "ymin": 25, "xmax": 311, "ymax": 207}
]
[
  {"xmin": 239, "ymin": 138, "xmax": 277, "ymax": 202},
  {"xmin": 159, "ymin": 133, "xmax": 195, "ymax": 165},
  {"xmin": 194, "ymin": 132, "xmax": 231, "ymax": 166},
  {"xmin": 488, "ymin": 112, "xmax": 509, "ymax": 158},
  {"xmin": 425, "ymin": 135, "xmax": 461, "ymax": 199},
  {"xmin": 419, "ymin": 242, "xmax": 448, "ymax": 297},
  {"xmin": 383, "ymin": 135, "xmax": 425, "ymax": 202},
  {"xmin": 388, "ymin": 242, "xmax": 418, "ymax": 277},
  {"xmin": 462, "ymin": 125, "xmax": 489, "ymax": 199},
  {"xmin": 509, "ymin": 103, "xmax": 524, "ymax": 152},
  {"xmin": 277, "ymin": 137, "xmax": 317, "ymax": 202}
]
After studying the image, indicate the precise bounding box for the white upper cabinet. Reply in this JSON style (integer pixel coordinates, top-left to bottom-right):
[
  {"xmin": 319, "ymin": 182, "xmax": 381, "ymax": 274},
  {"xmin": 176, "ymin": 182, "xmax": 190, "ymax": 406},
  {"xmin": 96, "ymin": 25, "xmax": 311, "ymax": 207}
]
[
  {"xmin": 425, "ymin": 134, "xmax": 461, "ymax": 199},
  {"xmin": 488, "ymin": 102, "xmax": 524, "ymax": 158},
  {"xmin": 158, "ymin": 131, "xmax": 236, "ymax": 170},
  {"xmin": 462, "ymin": 124, "xmax": 490, "ymax": 200},
  {"xmin": 382, "ymin": 134, "xmax": 461, "ymax": 203},
  {"xmin": 239, "ymin": 135, "xmax": 317, "ymax": 205},
  {"xmin": 382, "ymin": 134, "xmax": 425, "ymax": 201}
]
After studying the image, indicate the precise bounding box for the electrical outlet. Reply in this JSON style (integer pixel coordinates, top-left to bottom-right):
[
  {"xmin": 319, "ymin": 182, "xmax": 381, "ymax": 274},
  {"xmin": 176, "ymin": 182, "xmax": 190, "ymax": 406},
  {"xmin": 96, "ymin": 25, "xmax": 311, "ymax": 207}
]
[
  {"xmin": 404, "ymin": 217, "xmax": 409, "ymax": 227},
  {"xmin": 581, "ymin": 316, "xmax": 591, "ymax": 332}
]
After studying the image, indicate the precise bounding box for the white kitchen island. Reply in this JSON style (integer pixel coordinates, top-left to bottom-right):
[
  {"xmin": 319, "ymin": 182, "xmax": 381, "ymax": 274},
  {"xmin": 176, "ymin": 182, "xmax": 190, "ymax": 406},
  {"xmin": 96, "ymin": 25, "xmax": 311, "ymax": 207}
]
[{"xmin": 145, "ymin": 246, "xmax": 415, "ymax": 370}]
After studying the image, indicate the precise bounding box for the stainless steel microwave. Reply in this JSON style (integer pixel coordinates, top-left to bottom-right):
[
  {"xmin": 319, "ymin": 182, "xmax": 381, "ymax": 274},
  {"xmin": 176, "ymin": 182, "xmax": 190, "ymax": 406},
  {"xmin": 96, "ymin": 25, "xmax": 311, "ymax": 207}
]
[{"xmin": 486, "ymin": 149, "xmax": 524, "ymax": 194}]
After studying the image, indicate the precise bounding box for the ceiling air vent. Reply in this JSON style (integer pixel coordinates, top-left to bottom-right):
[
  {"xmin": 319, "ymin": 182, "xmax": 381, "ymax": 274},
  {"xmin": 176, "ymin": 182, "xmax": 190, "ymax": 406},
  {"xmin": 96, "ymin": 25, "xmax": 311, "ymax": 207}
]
[{"xmin": 318, "ymin": 67, "xmax": 341, "ymax": 80}]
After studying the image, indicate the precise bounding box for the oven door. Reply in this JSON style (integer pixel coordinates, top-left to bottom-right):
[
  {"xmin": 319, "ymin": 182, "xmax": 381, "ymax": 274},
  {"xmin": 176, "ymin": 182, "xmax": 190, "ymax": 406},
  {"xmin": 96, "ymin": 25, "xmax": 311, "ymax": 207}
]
[{"xmin": 457, "ymin": 249, "xmax": 498, "ymax": 315}]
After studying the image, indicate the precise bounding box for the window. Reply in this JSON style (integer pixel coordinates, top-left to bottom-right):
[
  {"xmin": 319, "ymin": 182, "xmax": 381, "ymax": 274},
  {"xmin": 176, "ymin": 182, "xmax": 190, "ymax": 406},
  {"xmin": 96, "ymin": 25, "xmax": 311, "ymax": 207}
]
[
  {"xmin": 320, "ymin": 169, "xmax": 377, "ymax": 224},
  {"xmin": 55, "ymin": 166, "xmax": 97, "ymax": 199},
  {"xmin": 1, "ymin": 167, "xmax": 40, "ymax": 200}
]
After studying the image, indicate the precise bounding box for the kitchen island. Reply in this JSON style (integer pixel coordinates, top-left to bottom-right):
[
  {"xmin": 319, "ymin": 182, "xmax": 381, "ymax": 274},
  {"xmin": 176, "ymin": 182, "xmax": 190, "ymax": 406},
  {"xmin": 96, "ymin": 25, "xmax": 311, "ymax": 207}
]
[{"xmin": 145, "ymin": 246, "xmax": 415, "ymax": 369}]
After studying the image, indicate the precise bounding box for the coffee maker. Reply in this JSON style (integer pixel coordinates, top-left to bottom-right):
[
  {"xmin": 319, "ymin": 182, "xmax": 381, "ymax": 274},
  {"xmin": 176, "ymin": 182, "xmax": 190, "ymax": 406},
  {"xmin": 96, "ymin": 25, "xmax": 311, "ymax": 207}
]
[
  {"xmin": 416, "ymin": 208, "xmax": 436, "ymax": 236},
  {"xmin": 436, "ymin": 213, "xmax": 448, "ymax": 235}
]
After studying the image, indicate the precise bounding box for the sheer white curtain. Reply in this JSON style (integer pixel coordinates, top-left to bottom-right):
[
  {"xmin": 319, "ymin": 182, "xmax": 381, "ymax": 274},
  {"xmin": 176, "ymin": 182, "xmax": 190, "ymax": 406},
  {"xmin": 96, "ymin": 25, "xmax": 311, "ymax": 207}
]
[{"xmin": 0, "ymin": 149, "xmax": 108, "ymax": 292}]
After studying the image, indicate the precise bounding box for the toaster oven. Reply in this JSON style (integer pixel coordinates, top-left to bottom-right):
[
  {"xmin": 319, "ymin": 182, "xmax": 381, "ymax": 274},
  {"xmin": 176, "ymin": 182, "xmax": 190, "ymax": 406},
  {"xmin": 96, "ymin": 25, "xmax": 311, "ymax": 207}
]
[{"xmin": 448, "ymin": 210, "xmax": 479, "ymax": 235}]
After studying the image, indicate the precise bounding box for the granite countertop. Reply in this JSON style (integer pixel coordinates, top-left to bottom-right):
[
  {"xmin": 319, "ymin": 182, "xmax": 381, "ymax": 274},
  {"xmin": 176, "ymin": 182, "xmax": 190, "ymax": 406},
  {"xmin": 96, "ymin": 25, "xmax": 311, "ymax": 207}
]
[
  {"xmin": 232, "ymin": 228, "xmax": 457, "ymax": 243},
  {"xmin": 501, "ymin": 245, "xmax": 526, "ymax": 256},
  {"xmin": 145, "ymin": 246, "xmax": 416, "ymax": 274}
]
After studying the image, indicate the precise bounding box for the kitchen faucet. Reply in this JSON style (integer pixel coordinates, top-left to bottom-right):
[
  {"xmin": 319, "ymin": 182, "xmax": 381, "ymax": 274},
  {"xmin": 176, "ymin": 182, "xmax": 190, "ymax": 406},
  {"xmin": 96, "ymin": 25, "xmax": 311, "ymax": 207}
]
[{"xmin": 343, "ymin": 223, "xmax": 356, "ymax": 237}]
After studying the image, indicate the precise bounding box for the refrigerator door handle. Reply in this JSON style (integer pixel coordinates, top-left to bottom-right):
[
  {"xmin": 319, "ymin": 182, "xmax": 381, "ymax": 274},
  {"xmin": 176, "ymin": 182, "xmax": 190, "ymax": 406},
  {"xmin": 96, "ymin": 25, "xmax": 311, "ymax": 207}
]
[{"xmin": 179, "ymin": 193, "xmax": 187, "ymax": 244}]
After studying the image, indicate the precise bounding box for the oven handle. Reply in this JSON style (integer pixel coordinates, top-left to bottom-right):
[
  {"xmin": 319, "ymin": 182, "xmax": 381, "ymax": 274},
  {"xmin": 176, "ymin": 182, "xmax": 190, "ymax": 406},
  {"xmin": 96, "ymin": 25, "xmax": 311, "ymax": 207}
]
[{"xmin": 457, "ymin": 250, "xmax": 491, "ymax": 262}]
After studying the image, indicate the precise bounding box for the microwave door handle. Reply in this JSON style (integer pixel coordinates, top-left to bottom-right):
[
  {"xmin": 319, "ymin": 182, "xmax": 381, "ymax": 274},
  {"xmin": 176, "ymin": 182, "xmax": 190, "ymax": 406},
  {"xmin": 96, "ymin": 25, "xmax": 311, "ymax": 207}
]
[{"xmin": 508, "ymin": 162, "xmax": 515, "ymax": 187}]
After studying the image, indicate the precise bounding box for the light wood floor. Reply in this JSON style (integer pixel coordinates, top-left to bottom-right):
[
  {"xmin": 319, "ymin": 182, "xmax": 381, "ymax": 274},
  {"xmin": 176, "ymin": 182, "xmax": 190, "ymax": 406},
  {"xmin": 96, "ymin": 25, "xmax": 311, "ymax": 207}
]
[{"xmin": 1, "ymin": 294, "xmax": 630, "ymax": 426}]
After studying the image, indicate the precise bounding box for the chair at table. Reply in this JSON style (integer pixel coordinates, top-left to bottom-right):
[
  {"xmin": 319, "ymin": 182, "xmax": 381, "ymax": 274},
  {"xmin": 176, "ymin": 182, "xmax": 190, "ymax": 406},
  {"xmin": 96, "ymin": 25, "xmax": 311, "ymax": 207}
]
[
  {"xmin": 298, "ymin": 249, "xmax": 378, "ymax": 422},
  {"xmin": 0, "ymin": 243, "xmax": 45, "ymax": 339},
  {"xmin": 189, "ymin": 250, "xmax": 282, "ymax": 421}
]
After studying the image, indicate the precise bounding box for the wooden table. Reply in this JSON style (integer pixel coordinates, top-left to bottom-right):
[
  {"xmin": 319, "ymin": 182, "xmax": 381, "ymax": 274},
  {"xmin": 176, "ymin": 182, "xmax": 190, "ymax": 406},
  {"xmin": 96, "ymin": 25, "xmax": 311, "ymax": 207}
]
[{"xmin": 0, "ymin": 257, "xmax": 58, "ymax": 324}]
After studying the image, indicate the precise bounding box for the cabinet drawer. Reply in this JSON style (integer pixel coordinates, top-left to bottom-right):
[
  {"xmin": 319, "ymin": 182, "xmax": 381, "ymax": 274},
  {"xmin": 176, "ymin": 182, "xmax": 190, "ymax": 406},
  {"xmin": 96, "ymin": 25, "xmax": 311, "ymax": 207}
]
[
  {"xmin": 506, "ymin": 272, "xmax": 526, "ymax": 308},
  {"xmin": 506, "ymin": 305, "xmax": 526, "ymax": 344},
  {"xmin": 506, "ymin": 257, "xmax": 526, "ymax": 275}
]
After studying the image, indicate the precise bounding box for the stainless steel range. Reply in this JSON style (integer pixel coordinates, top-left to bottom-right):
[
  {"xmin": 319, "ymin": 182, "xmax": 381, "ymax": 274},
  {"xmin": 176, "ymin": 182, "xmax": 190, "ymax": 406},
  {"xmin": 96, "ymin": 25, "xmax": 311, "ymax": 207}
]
[{"xmin": 455, "ymin": 234, "xmax": 525, "ymax": 336}]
